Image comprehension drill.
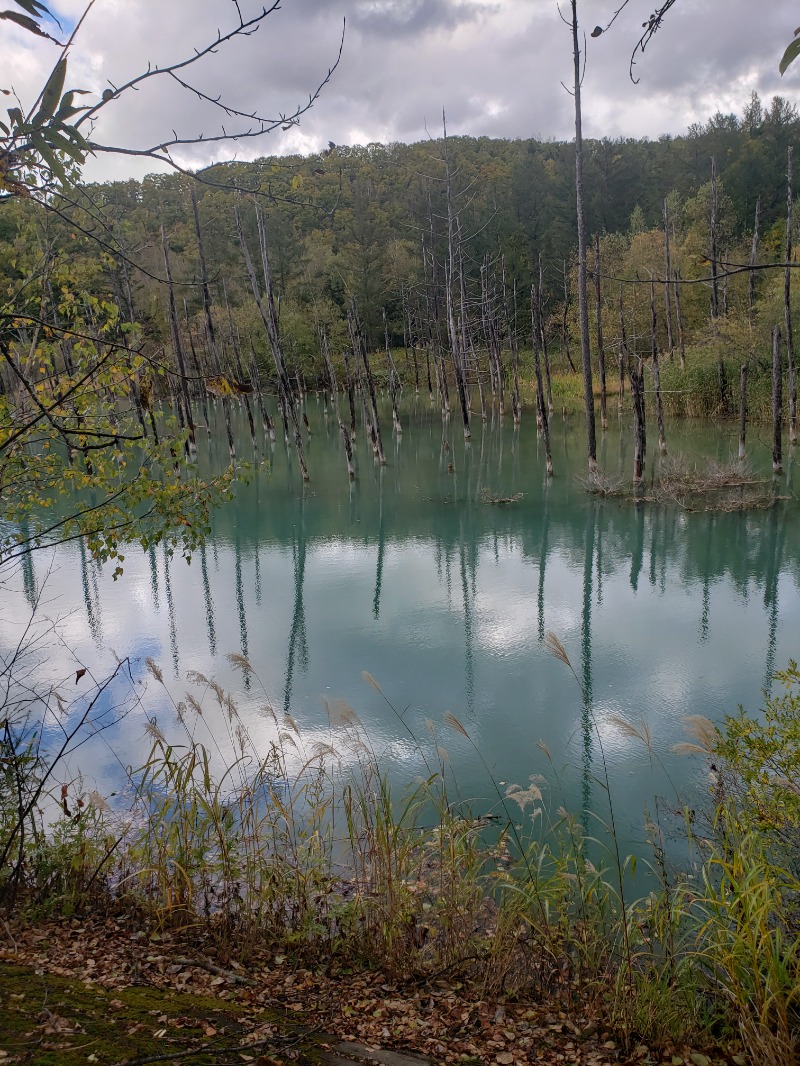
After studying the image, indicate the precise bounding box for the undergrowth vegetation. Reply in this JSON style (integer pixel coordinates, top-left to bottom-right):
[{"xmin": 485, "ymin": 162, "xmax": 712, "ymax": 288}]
[{"xmin": 2, "ymin": 645, "xmax": 800, "ymax": 1063}]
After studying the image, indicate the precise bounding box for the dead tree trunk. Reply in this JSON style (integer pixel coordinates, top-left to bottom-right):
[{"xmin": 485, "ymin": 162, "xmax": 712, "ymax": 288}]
[
  {"xmin": 571, "ymin": 0, "xmax": 596, "ymax": 469},
  {"xmin": 785, "ymin": 147, "xmax": 797, "ymax": 444},
  {"xmin": 738, "ymin": 363, "xmax": 748, "ymax": 463},
  {"xmin": 422, "ymin": 230, "xmax": 449, "ymax": 416},
  {"xmin": 710, "ymin": 157, "xmax": 728, "ymax": 412},
  {"xmin": 250, "ymin": 352, "xmax": 275, "ymax": 440},
  {"xmin": 321, "ymin": 328, "xmax": 355, "ymax": 479},
  {"xmin": 383, "ymin": 308, "xmax": 402, "ymax": 434},
  {"xmin": 117, "ymin": 255, "xmax": 150, "ymax": 442},
  {"xmin": 485, "ymin": 259, "xmax": 506, "ymax": 417},
  {"xmin": 403, "ymin": 287, "xmax": 420, "ymax": 394},
  {"xmin": 663, "ymin": 198, "xmax": 674, "ymax": 359},
  {"xmin": 594, "ymin": 234, "xmax": 607, "ymax": 430},
  {"xmin": 183, "ymin": 298, "xmax": 211, "ymax": 430},
  {"xmin": 539, "ymin": 255, "xmax": 553, "ymax": 413},
  {"xmin": 223, "ymin": 280, "xmax": 257, "ymax": 448},
  {"xmin": 160, "ymin": 224, "xmax": 196, "ymax": 455},
  {"xmin": 191, "ymin": 189, "xmax": 235, "ymax": 457},
  {"xmin": 618, "ymin": 348, "xmax": 625, "ymax": 411},
  {"xmin": 650, "ymin": 279, "xmax": 666, "ymax": 455},
  {"xmin": 630, "ymin": 356, "xmax": 646, "ymax": 484},
  {"xmin": 673, "ymin": 269, "xmax": 686, "ymax": 369},
  {"xmin": 442, "ymin": 114, "xmax": 471, "ymax": 441},
  {"xmin": 508, "ymin": 271, "xmax": 521, "ymax": 424},
  {"xmin": 618, "ymin": 285, "xmax": 628, "ymax": 411},
  {"xmin": 235, "ymin": 204, "xmax": 308, "ymax": 481},
  {"xmin": 531, "ymin": 284, "xmax": 553, "ymax": 476},
  {"xmin": 773, "ymin": 325, "xmax": 783, "ymax": 474},
  {"xmin": 749, "ymin": 196, "xmax": 760, "ymax": 326},
  {"xmin": 349, "ymin": 300, "xmax": 387, "ymax": 464},
  {"xmin": 343, "ymin": 346, "xmax": 358, "ymax": 440},
  {"xmin": 561, "ymin": 261, "xmax": 577, "ymax": 374}
]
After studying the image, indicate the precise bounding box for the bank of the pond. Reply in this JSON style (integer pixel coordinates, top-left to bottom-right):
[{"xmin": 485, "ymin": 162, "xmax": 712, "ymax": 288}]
[
  {"xmin": 3, "ymin": 663, "xmax": 800, "ymax": 1064},
  {"xmin": 0, "ymin": 911, "xmax": 730, "ymax": 1066}
]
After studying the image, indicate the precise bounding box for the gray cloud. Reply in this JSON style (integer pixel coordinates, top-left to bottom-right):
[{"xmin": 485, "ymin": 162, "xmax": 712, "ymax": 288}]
[
  {"xmin": 3, "ymin": 0, "xmax": 798, "ymax": 182},
  {"xmin": 350, "ymin": 0, "xmax": 497, "ymax": 38}
]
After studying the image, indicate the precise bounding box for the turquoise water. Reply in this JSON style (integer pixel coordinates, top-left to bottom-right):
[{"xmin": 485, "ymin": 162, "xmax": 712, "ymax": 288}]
[{"xmin": 4, "ymin": 395, "xmax": 799, "ymax": 856}]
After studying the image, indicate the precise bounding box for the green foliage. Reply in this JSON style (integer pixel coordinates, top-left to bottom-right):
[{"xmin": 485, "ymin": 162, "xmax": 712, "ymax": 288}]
[
  {"xmin": 715, "ymin": 662, "xmax": 800, "ymax": 837},
  {"xmin": 0, "ymin": 276, "xmax": 240, "ymax": 568},
  {"xmin": 780, "ymin": 27, "xmax": 800, "ymax": 76},
  {"xmin": 0, "ymin": 2, "xmax": 92, "ymax": 199}
]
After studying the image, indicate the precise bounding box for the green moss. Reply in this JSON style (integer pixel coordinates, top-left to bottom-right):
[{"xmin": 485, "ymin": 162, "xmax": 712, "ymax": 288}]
[{"xmin": 0, "ymin": 963, "xmax": 327, "ymax": 1065}]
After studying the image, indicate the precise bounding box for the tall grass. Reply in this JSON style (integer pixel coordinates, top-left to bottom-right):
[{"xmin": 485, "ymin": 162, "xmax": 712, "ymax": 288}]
[{"xmin": 3, "ymin": 647, "xmax": 800, "ymax": 1061}]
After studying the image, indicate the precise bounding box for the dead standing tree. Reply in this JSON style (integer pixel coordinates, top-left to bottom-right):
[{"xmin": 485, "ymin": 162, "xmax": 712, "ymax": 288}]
[
  {"xmin": 320, "ymin": 327, "xmax": 355, "ymax": 479},
  {"xmin": 567, "ymin": 0, "xmax": 597, "ymax": 469},
  {"xmin": 442, "ymin": 112, "xmax": 472, "ymax": 442},
  {"xmin": 784, "ymin": 147, "xmax": 797, "ymax": 445},
  {"xmin": 348, "ymin": 300, "xmax": 386, "ymax": 465},
  {"xmin": 531, "ymin": 284, "xmax": 553, "ymax": 476},
  {"xmin": 191, "ymin": 190, "xmax": 235, "ymax": 457},
  {"xmin": 235, "ymin": 204, "xmax": 309, "ymax": 481},
  {"xmin": 160, "ymin": 224, "xmax": 197, "ymax": 456}
]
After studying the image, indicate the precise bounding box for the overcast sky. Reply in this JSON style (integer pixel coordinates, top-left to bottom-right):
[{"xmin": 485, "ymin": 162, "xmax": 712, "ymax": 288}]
[{"xmin": 4, "ymin": 0, "xmax": 799, "ymax": 183}]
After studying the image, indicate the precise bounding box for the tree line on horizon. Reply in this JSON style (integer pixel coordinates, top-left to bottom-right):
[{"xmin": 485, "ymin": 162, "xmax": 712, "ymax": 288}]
[{"xmin": 2, "ymin": 90, "xmax": 799, "ymax": 499}]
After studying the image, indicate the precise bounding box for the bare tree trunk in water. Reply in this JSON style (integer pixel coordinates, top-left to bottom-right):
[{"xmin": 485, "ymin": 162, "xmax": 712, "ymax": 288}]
[
  {"xmin": 785, "ymin": 147, "xmax": 797, "ymax": 444},
  {"xmin": 650, "ymin": 279, "xmax": 666, "ymax": 455},
  {"xmin": 183, "ymin": 298, "xmax": 210, "ymax": 430},
  {"xmin": 710, "ymin": 157, "xmax": 728, "ymax": 412},
  {"xmin": 663, "ymin": 198, "xmax": 674, "ymax": 359},
  {"xmin": 161, "ymin": 224, "xmax": 196, "ymax": 455},
  {"xmin": 738, "ymin": 363, "xmax": 748, "ymax": 463},
  {"xmin": 531, "ymin": 284, "xmax": 553, "ymax": 476},
  {"xmin": 235, "ymin": 205, "xmax": 308, "ymax": 480},
  {"xmin": 343, "ymin": 347, "xmax": 358, "ymax": 440},
  {"xmin": 191, "ymin": 189, "xmax": 235, "ymax": 457},
  {"xmin": 561, "ymin": 261, "xmax": 577, "ymax": 373},
  {"xmin": 321, "ymin": 328, "xmax": 355, "ymax": 479},
  {"xmin": 383, "ymin": 308, "xmax": 402, "ymax": 434},
  {"xmin": 442, "ymin": 113, "xmax": 471, "ymax": 441},
  {"xmin": 673, "ymin": 269, "xmax": 686, "ymax": 369},
  {"xmin": 630, "ymin": 356, "xmax": 646, "ymax": 484},
  {"xmin": 749, "ymin": 196, "xmax": 760, "ymax": 327},
  {"xmin": 594, "ymin": 234, "xmax": 607, "ymax": 430},
  {"xmin": 618, "ymin": 348, "xmax": 625, "ymax": 411},
  {"xmin": 349, "ymin": 300, "xmax": 387, "ymax": 464},
  {"xmin": 773, "ymin": 325, "xmax": 783, "ymax": 474},
  {"xmin": 618, "ymin": 285, "xmax": 628, "ymax": 412},
  {"xmin": 539, "ymin": 255, "xmax": 553, "ymax": 413},
  {"xmin": 570, "ymin": 0, "xmax": 596, "ymax": 469},
  {"xmin": 118, "ymin": 255, "xmax": 150, "ymax": 441},
  {"xmin": 223, "ymin": 280, "xmax": 257, "ymax": 449}
]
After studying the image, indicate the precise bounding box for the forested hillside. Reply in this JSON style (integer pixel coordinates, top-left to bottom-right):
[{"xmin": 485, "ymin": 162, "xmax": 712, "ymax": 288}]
[{"xmin": 2, "ymin": 91, "xmax": 799, "ymax": 429}]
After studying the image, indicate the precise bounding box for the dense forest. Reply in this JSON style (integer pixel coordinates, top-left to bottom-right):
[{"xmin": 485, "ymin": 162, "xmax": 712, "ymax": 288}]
[{"xmin": 2, "ymin": 91, "xmax": 799, "ymax": 411}]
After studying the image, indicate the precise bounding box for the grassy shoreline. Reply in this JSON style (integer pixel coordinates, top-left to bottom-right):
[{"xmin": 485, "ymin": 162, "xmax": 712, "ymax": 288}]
[{"xmin": 3, "ymin": 653, "xmax": 800, "ymax": 1064}]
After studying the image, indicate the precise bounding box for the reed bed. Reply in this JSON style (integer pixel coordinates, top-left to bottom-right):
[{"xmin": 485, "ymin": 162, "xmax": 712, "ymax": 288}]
[{"xmin": 2, "ymin": 649, "xmax": 800, "ymax": 1062}]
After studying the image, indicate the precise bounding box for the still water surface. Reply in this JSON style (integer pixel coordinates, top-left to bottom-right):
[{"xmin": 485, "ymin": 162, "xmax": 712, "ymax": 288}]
[{"xmin": 6, "ymin": 397, "xmax": 800, "ymax": 854}]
